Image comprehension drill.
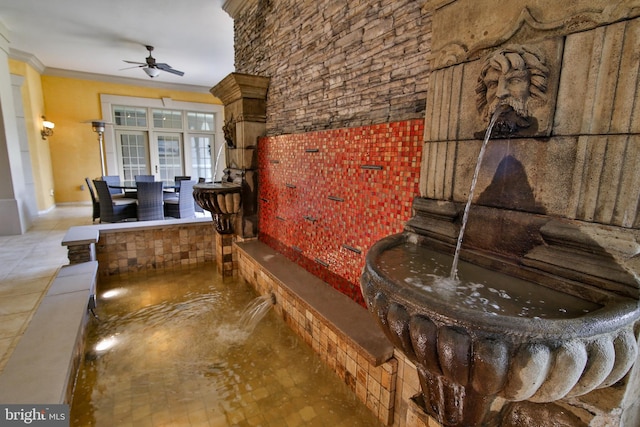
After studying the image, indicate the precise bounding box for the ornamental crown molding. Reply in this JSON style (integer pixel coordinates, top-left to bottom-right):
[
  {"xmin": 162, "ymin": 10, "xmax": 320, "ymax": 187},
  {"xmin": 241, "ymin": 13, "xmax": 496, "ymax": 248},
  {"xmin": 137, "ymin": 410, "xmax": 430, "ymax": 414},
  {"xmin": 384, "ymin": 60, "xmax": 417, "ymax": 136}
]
[{"xmin": 8, "ymin": 49, "xmax": 46, "ymax": 73}]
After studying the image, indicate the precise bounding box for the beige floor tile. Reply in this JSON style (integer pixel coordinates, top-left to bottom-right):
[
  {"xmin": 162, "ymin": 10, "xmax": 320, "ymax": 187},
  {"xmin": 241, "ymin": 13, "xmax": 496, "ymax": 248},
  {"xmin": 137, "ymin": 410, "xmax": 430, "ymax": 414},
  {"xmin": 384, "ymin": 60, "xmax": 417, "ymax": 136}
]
[
  {"xmin": 4, "ymin": 264, "xmax": 61, "ymax": 282},
  {"xmin": 0, "ymin": 276, "xmax": 51, "ymax": 297},
  {"xmin": 0, "ymin": 337, "xmax": 15, "ymax": 369},
  {"xmin": 0, "ymin": 204, "xmax": 92, "ymax": 375},
  {"xmin": 0, "ymin": 292, "xmax": 42, "ymax": 315},
  {"xmin": 0, "ymin": 312, "xmax": 30, "ymax": 338}
]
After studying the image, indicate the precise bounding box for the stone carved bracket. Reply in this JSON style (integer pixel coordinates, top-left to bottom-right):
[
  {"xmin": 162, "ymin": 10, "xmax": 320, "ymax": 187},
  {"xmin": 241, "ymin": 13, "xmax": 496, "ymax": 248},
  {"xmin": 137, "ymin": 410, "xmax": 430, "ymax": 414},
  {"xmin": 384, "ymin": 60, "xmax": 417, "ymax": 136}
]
[
  {"xmin": 404, "ymin": 198, "xmax": 460, "ymax": 247},
  {"xmin": 223, "ymin": 114, "xmax": 236, "ymax": 148},
  {"xmin": 429, "ymin": 4, "xmax": 640, "ymax": 70}
]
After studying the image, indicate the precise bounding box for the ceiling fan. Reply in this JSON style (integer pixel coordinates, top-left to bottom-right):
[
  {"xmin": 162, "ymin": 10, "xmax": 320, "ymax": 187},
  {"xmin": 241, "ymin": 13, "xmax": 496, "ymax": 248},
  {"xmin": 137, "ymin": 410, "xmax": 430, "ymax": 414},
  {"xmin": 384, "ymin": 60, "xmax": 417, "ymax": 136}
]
[{"xmin": 122, "ymin": 45, "xmax": 184, "ymax": 78}]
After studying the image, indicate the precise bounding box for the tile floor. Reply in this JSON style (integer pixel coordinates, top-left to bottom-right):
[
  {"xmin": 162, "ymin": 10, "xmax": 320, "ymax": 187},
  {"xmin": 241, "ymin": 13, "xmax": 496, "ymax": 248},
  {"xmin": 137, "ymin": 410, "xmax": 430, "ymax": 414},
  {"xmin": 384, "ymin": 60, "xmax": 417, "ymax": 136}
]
[{"xmin": 0, "ymin": 204, "xmax": 94, "ymax": 373}]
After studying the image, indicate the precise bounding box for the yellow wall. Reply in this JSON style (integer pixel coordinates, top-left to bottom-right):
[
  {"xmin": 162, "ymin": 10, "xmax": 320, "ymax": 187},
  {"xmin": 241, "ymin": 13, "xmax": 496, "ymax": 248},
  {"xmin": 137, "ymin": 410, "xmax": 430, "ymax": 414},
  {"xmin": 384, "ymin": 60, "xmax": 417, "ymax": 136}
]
[
  {"xmin": 8, "ymin": 61, "xmax": 222, "ymax": 207},
  {"xmin": 8, "ymin": 60, "xmax": 54, "ymax": 211},
  {"xmin": 40, "ymin": 75, "xmax": 221, "ymax": 204}
]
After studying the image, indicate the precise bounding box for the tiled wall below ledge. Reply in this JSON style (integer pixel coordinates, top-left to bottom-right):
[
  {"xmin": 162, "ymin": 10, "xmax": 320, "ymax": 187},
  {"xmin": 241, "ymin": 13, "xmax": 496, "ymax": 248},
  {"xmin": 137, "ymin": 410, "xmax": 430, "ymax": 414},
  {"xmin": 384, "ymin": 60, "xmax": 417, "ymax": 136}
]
[
  {"xmin": 94, "ymin": 220, "xmax": 216, "ymax": 276},
  {"xmin": 236, "ymin": 243, "xmax": 398, "ymax": 426}
]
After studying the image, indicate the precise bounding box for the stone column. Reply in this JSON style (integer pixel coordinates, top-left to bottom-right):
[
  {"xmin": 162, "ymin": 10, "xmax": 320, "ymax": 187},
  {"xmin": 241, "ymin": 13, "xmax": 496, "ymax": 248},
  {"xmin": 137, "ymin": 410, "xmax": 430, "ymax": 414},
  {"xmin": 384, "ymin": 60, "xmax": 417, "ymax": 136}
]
[
  {"xmin": 215, "ymin": 232, "xmax": 236, "ymax": 277},
  {"xmin": 0, "ymin": 22, "xmax": 31, "ymax": 235},
  {"xmin": 210, "ymin": 72, "xmax": 270, "ymax": 239}
]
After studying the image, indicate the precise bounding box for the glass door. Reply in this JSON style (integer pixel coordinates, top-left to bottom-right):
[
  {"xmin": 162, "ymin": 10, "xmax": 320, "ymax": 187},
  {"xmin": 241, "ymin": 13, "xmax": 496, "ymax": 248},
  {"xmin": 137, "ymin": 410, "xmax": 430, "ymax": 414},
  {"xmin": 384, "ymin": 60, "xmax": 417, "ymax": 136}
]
[
  {"xmin": 156, "ymin": 133, "xmax": 183, "ymax": 183},
  {"xmin": 190, "ymin": 135, "xmax": 214, "ymax": 182},
  {"xmin": 112, "ymin": 105, "xmax": 219, "ymax": 183},
  {"xmin": 116, "ymin": 131, "xmax": 149, "ymax": 185}
]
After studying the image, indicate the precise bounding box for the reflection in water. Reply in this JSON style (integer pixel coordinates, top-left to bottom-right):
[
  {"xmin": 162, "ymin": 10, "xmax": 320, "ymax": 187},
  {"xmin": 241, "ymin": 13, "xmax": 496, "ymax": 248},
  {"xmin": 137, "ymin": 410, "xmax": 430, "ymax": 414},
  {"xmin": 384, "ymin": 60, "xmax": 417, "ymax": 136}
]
[{"xmin": 71, "ymin": 264, "xmax": 382, "ymax": 426}]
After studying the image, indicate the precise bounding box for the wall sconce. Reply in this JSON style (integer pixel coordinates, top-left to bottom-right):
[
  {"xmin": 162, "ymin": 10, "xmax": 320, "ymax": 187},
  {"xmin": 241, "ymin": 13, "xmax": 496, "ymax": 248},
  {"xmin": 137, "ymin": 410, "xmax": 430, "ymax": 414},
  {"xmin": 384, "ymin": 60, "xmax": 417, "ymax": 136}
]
[{"xmin": 41, "ymin": 116, "xmax": 55, "ymax": 140}]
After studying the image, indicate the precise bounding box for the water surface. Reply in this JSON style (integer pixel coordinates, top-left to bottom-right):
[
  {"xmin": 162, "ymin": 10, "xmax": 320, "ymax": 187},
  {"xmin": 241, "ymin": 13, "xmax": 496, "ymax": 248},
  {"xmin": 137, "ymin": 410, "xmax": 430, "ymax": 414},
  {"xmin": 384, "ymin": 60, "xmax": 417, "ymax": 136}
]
[
  {"xmin": 71, "ymin": 264, "xmax": 382, "ymax": 426},
  {"xmin": 377, "ymin": 242, "xmax": 601, "ymax": 319}
]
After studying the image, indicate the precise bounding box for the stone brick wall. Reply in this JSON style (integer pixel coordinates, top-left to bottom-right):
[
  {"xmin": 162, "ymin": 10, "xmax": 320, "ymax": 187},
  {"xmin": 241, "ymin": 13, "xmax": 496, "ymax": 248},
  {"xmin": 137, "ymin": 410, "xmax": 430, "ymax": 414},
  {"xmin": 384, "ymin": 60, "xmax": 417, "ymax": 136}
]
[
  {"xmin": 95, "ymin": 222, "xmax": 215, "ymax": 276},
  {"xmin": 234, "ymin": 0, "xmax": 432, "ymax": 135}
]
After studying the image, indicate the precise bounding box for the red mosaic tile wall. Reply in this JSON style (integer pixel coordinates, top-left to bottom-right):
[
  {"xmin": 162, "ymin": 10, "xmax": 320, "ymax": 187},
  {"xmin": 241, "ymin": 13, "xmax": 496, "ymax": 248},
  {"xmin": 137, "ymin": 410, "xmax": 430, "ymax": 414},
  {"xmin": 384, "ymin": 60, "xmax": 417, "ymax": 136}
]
[{"xmin": 258, "ymin": 119, "xmax": 424, "ymax": 305}]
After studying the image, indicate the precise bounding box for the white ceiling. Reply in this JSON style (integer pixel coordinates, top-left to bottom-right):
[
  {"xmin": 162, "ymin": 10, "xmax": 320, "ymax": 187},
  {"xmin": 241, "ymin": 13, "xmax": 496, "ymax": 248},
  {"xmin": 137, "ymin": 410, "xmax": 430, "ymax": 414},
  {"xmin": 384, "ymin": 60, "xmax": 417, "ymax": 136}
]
[{"xmin": 0, "ymin": 0, "xmax": 236, "ymax": 92}]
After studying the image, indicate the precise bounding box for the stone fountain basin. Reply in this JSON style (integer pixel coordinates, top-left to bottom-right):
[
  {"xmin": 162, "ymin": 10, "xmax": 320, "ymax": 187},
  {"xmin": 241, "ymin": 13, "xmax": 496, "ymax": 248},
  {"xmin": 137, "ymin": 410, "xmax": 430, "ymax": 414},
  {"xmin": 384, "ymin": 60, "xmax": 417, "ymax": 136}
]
[
  {"xmin": 193, "ymin": 182, "xmax": 242, "ymax": 215},
  {"xmin": 361, "ymin": 232, "xmax": 640, "ymax": 403},
  {"xmin": 193, "ymin": 182, "xmax": 243, "ymax": 234}
]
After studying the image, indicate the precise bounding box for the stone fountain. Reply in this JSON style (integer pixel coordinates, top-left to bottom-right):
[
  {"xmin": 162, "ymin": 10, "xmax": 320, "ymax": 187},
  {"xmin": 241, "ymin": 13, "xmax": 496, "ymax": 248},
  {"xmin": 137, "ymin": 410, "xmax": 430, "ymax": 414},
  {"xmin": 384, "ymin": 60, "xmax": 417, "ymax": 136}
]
[
  {"xmin": 194, "ymin": 73, "xmax": 270, "ymax": 277},
  {"xmin": 362, "ymin": 4, "xmax": 640, "ymax": 426},
  {"xmin": 193, "ymin": 181, "xmax": 242, "ymax": 234}
]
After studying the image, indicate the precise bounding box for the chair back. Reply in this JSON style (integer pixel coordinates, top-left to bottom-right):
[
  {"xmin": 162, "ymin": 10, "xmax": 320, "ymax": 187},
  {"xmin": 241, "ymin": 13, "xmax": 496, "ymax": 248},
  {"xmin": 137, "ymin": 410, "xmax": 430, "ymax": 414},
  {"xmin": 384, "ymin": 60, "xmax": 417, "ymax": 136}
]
[
  {"xmin": 174, "ymin": 175, "xmax": 191, "ymax": 192},
  {"xmin": 136, "ymin": 181, "xmax": 165, "ymax": 221},
  {"xmin": 101, "ymin": 175, "xmax": 123, "ymax": 195},
  {"xmin": 135, "ymin": 174, "xmax": 155, "ymax": 182},
  {"xmin": 85, "ymin": 177, "xmax": 100, "ymax": 222},
  {"xmin": 165, "ymin": 180, "xmax": 196, "ymax": 219},
  {"xmin": 179, "ymin": 180, "xmax": 196, "ymax": 214},
  {"xmin": 93, "ymin": 179, "xmax": 136, "ymax": 223},
  {"xmin": 195, "ymin": 178, "xmax": 205, "ymax": 212},
  {"xmin": 178, "ymin": 180, "xmax": 197, "ymax": 218}
]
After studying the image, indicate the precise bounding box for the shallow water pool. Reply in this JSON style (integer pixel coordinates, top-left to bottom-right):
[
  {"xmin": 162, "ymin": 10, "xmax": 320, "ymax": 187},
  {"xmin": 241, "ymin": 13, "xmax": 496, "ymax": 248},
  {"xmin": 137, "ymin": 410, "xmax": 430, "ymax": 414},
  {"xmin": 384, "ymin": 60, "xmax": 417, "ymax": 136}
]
[{"xmin": 71, "ymin": 263, "xmax": 382, "ymax": 426}]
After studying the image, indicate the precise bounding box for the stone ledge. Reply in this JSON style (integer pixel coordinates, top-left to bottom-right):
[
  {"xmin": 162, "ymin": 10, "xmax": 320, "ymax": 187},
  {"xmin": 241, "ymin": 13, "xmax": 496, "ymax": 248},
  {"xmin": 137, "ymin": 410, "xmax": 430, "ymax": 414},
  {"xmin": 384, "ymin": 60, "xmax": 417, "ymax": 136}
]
[
  {"xmin": 61, "ymin": 226, "xmax": 99, "ymax": 247},
  {"xmin": 235, "ymin": 239, "xmax": 394, "ymax": 366},
  {"xmin": 91, "ymin": 217, "xmax": 212, "ymax": 233},
  {"xmin": 62, "ymin": 226, "xmax": 99, "ymax": 264},
  {"xmin": 0, "ymin": 261, "xmax": 98, "ymax": 404},
  {"xmin": 61, "ymin": 218, "xmax": 212, "ymax": 244}
]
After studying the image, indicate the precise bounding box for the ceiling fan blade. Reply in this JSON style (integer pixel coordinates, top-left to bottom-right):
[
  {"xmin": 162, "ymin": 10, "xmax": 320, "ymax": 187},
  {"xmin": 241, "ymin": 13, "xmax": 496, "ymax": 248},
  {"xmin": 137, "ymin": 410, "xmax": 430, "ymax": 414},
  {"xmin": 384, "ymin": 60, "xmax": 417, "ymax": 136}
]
[
  {"xmin": 119, "ymin": 64, "xmax": 145, "ymax": 71},
  {"xmin": 123, "ymin": 60, "xmax": 146, "ymax": 65},
  {"xmin": 155, "ymin": 63, "xmax": 184, "ymax": 76}
]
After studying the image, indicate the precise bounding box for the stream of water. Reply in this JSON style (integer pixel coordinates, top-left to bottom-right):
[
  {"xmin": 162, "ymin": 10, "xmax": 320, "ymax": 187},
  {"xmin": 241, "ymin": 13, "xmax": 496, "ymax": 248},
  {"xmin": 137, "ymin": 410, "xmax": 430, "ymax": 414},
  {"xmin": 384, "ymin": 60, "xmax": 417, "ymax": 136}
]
[
  {"xmin": 239, "ymin": 293, "xmax": 274, "ymax": 334},
  {"xmin": 213, "ymin": 143, "xmax": 224, "ymax": 181},
  {"xmin": 450, "ymin": 107, "xmax": 506, "ymax": 280}
]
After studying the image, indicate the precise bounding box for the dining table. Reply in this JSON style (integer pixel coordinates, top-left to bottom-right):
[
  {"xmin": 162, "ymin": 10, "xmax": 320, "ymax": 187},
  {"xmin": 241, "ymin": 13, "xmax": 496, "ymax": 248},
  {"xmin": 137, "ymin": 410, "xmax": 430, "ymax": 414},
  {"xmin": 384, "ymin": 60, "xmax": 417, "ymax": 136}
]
[
  {"xmin": 108, "ymin": 182, "xmax": 179, "ymax": 191},
  {"xmin": 107, "ymin": 181, "xmax": 184, "ymax": 221}
]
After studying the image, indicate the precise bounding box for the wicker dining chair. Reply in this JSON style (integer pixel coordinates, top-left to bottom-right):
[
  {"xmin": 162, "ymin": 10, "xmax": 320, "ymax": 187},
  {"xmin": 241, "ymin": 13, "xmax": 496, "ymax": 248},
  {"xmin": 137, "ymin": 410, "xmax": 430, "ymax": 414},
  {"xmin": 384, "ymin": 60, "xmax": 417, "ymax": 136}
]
[
  {"xmin": 174, "ymin": 176, "xmax": 191, "ymax": 192},
  {"xmin": 93, "ymin": 179, "xmax": 137, "ymax": 223},
  {"xmin": 101, "ymin": 175, "xmax": 125, "ymax": 198},
  {"xmin": 164, "ymin": 180, "xmax": 196, "ymax": 219},
  {"xmin": 192, "ymin": 177, "xmax": 207, "ymax": 213},
  {"xmin": 136, "ymin": 181, "xmax": 165, "ymax": 221},
  {"xmin": 134, "ymin": 174, "xmax": 155, "ymax": 182},
  {"xmin": 85, "ymin": 177, "xmax": 100, "ymax": 222}
]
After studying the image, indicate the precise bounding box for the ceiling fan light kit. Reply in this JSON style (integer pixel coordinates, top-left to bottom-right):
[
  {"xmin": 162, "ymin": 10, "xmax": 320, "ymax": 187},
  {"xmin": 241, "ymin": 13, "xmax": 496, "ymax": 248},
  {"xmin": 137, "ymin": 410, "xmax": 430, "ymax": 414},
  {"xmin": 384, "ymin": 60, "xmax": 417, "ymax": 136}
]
[
  {"xmin": 123, "ymin": 45, "xmax": 184, "ymax": 79},
  {"xmin": 144, "ymin": 67, "xmax": 161, "ymax": 78}
]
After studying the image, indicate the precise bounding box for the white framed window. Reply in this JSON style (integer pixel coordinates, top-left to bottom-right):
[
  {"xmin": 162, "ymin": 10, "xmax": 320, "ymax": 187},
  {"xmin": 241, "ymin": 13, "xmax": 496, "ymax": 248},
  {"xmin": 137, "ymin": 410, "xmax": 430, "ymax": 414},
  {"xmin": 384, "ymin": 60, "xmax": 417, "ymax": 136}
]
[
  {"xmin": 100, "ymin": 95, "xmax": 225, "ymax": 182},
  {"xmin": 114, "ymin": 107, "xmax": 147, "ymax": 127},
  {"xmin": 153, "ymin": 109, "xmax": 182, "ymax": 129}
]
